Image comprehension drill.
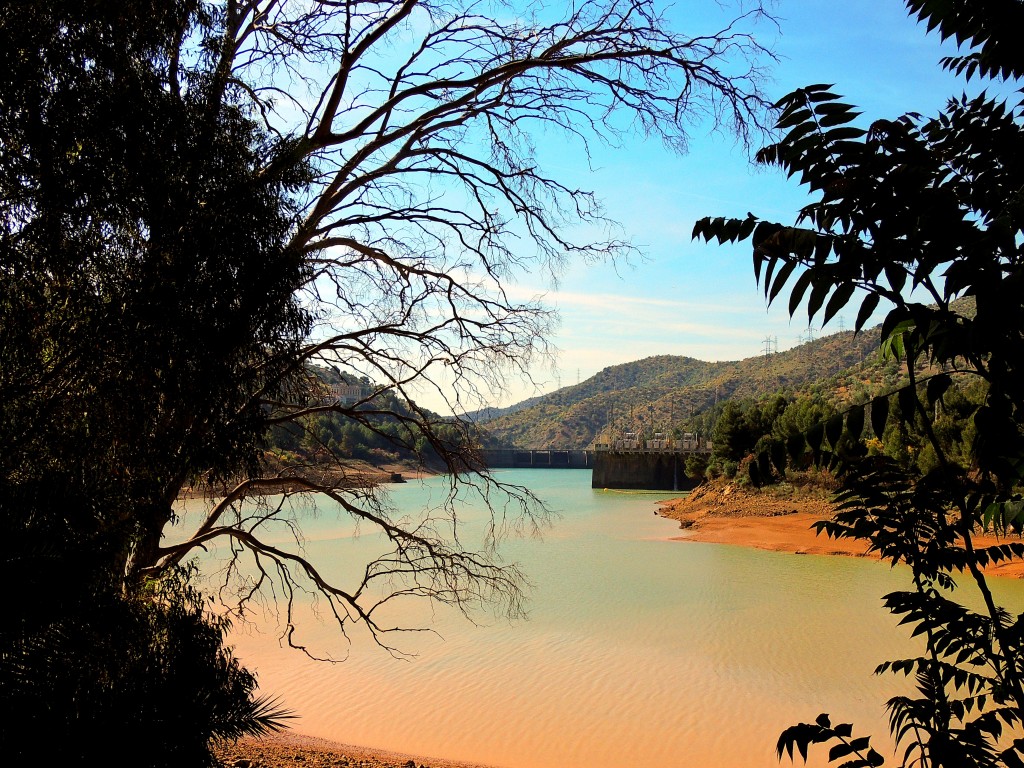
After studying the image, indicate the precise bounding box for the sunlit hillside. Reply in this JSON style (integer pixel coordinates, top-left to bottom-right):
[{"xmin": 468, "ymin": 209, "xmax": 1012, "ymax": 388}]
[{"xmin": 474, "ymin": 328, "xmax": 886, "ymax": 448}]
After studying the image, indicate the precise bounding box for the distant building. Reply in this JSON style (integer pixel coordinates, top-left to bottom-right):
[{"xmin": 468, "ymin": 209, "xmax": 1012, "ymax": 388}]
[{"xmin": 327, "ymin": 382, "xmax": 371, "ymax": 405}]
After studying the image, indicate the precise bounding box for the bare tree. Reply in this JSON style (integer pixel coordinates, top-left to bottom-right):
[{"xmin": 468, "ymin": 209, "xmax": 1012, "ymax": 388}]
[{"xmin": 135, "ymin": 0, "xmax": 777, "ymax": 656}]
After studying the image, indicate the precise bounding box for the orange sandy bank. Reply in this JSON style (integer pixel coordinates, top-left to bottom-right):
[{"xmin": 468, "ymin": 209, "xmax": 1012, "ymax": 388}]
[
  {"xmin": 658, "ymin": 483, "xmax": 1024, "ymax": 579},
  {"xmin": 214, "ymin": 732, "xmax": 499, "ymax": 768}
]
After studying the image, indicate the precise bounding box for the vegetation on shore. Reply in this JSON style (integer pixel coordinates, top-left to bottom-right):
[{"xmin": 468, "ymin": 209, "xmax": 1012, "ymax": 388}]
[{"xmin": 694, "ymin": 1, "xmax": 1024, "ymax": 763}]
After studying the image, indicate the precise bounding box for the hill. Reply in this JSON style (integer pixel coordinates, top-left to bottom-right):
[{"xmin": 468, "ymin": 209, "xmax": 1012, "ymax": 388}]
[{"xmin": 477, "ymin": 328, "xmax": 885, "ymax": 449}]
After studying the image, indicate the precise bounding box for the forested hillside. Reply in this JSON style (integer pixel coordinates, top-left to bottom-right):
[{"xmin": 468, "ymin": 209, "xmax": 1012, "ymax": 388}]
[
  {"xmin": 265, "ymin": 365, "xmax": 491, "ymax": 471},
  {"xmin": 477, "ymin": 328, "xmax": 882, "ymax": 448}
]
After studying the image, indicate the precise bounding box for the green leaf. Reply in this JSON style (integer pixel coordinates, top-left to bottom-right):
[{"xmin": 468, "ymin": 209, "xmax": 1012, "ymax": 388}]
[
  {"xmin": 763, "ymin": 254, "xmax": 779, "ymax": 294},
  {"xmin": 778, "ymin": 108, "xmax": 813, "ymax": 130},
  {"xmin": 871, "ymin": 396, "xmax": 888, "ymax": 437},
  {"xmin": 984, "ymin": 501, "xmax": 1024, "ymax": 532},
  {"xmin": 829, "ymin": 742, "xmax": 855, "ymax": 762},
  {"xmin": 846, "ymin": 404, "xmax": 865, "ymax": 440},
  {"xmin": 807, "ymin": 276, "xmax": 832, "ymax": 321},
  {"xmin": 813, "ymin": 234, "xmax": 834, "ymax": 263},
  {"xmin": 855, "ymin": 293, "xmax": 880, "ymax": 332},
  {"xmin": 926, "ymin": 373, "xmax": 951, "ymax": 406},
  {"xmin": 737, "ymin": 214, "xmax": 758, "ymax": 240},
  {"xmin": 849, "ymin": 736, "xmax": 871, "ymax": 752},
  {"xmin": 802, "ymin": 86, "xmax": 841, "ymax": 102},
  {"xmin": 824, "ymin": 126, "xmax": 867, "ymax": 141},
  {"xmin": 788, "ymin": 269, "xmax": 814, "ymax": 317},
  {"xmin": 884, "ymin": 264, "xmax": 906, "ymax": 294},
  {"xmin": 825, "ymin": 414, "xmax": 844, "ymax": 449},
  {"xmin": 819, "ymin": 111, "xmax": 862, "ymax": 128},
  {"xmin": 897, "ymin": 386, "xmax": 918, "ymax": 420},
  {"xmin": 769, "ymin": 260, "xmax": 798, "ymax": 304},
  {"xmin": 823, "ymin": 282, "xmax": 856, "ymax": 326}
]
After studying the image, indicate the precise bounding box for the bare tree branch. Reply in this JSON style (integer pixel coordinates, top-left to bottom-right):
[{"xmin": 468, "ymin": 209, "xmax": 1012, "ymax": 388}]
[{"xmin": 141, "ymin": 0, "xmax": 778, "ymax": 655}]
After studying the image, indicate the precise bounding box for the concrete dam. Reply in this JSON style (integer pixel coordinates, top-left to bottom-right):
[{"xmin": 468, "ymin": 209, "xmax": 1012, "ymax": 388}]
[{"xmin": 481, "ymin": 439, "xmax": 710, "ymax": 492}]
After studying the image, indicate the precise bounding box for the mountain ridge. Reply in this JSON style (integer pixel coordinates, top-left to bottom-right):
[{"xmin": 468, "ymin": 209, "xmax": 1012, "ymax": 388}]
[{"xmin": 477, "ymin": 328, "xmax": 884, "ymax": 449}]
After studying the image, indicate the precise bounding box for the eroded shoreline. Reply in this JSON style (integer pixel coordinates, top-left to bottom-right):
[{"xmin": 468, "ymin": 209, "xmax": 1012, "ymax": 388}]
[{"xmin": 656, "ymin": 482, "xmax": 1024, "ymax": 579}]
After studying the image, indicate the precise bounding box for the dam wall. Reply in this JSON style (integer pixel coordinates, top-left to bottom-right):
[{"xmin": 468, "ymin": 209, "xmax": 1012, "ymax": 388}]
[
  {"xmin": 480, "ymin": 448, "xmax": 703, "ymax": 491},
  {"xmin": 591, "ymin": 451, "xmax": 701, "ymax": 491}
]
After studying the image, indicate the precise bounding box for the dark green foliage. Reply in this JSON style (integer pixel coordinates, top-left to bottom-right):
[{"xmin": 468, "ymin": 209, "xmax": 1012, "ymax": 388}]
[
  {"xmin": 712, "ymin": 401, "xmax": 759, "ymax": 462},
  {"xmin": 1, "ymin": 1, "xmax": 304, "ymax": 757},
  {"xmin": 1, "ymin": 0, "xmax": 784, "ymax": 760},
  {"xmin": 778, "ymin": 714, "xmax": 884, "ymax": 767},
  {"xmin": 684, "ymin": 452, "xmax": 710, "ymax": 481},
  {"xmin": 904, "ymin": 0, "xmax": 1024, "ymax": 81},
  {"xmin": 3, "ymin": 564, "xmax": 289, "ymax": 767},
  {"xmin": 694, "ymin": 2, "xmax": 1023, "ymax": 765},
  {"xmin": 0, "ymin": 0, "xmax": 310, "ymax": 571},
  {"xmin": 709, "ymin": 393, "xmax": 838, "ymax": 483}
]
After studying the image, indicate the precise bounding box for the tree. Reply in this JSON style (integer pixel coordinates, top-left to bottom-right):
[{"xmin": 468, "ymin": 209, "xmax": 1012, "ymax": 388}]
[
  {"xmin": 1, "ymin": 1, "xmax": 304, "ymax": 761},
  {"xmin": 116, "ymin": 0, "xmax": 777, "ymax": 650},
  {"xmin": 693, "ymin": 1, "xmax": 1024, "ymax": 764},
  {"xmin": 2, "ymin": 0, "xmax": 777, "ymax": 759}
]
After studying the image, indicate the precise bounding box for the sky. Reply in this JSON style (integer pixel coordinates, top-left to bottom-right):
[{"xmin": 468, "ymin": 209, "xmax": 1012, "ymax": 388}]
[{"xmin": 464, "ymin": 0, "xmax": 1000, "ymax": 410}]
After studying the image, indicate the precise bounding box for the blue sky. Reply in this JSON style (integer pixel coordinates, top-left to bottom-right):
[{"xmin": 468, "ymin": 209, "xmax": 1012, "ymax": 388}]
[{"xmin": 482, "ymin": 0, "xmax": 999, "ymax": 406}]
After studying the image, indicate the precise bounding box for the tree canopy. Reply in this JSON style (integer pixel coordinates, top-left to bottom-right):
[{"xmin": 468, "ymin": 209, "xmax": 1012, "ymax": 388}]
[
  {"xmin": 694, "ymin": 1, "xmax": 1023, "ymax": 765},
  {"xmin": 1, "ymin": 0, "xmax": 778, "ymax": 762}
]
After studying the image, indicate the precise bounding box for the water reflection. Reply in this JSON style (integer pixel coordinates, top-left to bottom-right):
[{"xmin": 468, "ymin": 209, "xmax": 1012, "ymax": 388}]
[{"xmin": 173, "ymin": 469, "xmax": 1023, "ymax": 767}]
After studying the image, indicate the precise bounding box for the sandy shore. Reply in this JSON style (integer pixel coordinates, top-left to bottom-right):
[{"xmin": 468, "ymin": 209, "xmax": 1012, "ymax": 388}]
[
  {"xmin": 214, "ymin": 732, "xmax": 501, "ymax": 768},
  {"xmin": 657, "ymin": 482, "xmax": 1024, "ymax": 579}
]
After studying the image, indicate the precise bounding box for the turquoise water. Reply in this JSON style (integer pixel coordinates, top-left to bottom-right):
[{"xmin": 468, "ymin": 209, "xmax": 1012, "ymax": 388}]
[{"xmin": 175, "ymin": 469, "xmax": 1023, "ymax": 767}]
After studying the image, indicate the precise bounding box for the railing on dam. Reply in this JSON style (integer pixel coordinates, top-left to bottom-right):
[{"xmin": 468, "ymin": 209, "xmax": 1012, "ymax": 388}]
[
  {"xmin": 479, "ymin": 449, "xmax": 593, "ymax": 469},
  {"xmin": 592, "ymin": 439, "xmax": 712, "ymax": 455}
]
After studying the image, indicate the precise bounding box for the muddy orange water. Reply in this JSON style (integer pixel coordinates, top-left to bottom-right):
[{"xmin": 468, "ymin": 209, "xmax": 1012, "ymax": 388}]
[{"xmin": 173, "ymin": 469, "xmax": 1023, "ymax": 767}]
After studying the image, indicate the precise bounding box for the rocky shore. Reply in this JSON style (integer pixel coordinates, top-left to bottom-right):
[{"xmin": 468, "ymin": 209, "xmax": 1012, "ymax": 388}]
[{"xmin": 214, "ymin": 733, "xmax": 499, "ymax": 768}]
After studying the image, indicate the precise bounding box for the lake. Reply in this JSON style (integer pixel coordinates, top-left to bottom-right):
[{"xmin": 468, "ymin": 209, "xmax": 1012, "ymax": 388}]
[{"xmin": 176, "ymin": 469, "xmax": 1024, "ymax": 767}]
